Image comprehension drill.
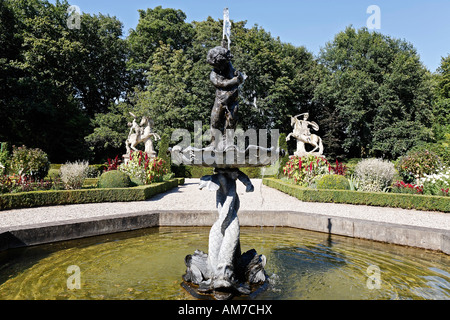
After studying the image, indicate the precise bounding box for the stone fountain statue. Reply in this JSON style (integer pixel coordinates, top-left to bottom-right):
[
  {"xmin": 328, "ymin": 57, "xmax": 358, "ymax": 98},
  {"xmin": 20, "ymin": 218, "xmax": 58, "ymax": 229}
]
[
  {"xmin": 175, "ymin": 8, "xmax": 284, "ymax": 300},
  {"xmin": 123, "ymin": 112, "xmax": 161, "ymax": 164},
  {"xmin": 286, "ymin": 113, "xmax": 324, "ymax": 157}
]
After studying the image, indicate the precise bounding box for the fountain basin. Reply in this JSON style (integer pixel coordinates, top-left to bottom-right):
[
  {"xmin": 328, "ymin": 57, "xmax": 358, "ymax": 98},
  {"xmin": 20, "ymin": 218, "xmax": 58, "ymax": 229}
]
[{"xmin": 0, "ymin": 226, "xmax": 449, "ymax": 300}]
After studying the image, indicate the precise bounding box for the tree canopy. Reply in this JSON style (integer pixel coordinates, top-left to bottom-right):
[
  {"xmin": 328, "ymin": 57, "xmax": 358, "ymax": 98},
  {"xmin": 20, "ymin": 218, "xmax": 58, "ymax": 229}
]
[
  {"xmin": 0, "ymin": 0, "xmax": 129, "ymax": 162},
  {"xmin": 1, "ymin": 1, "xmax": 446, "ymax": 163},
  {"xmin": 314, "ymin": 27, "xmax": 434, "ymax": 160}
]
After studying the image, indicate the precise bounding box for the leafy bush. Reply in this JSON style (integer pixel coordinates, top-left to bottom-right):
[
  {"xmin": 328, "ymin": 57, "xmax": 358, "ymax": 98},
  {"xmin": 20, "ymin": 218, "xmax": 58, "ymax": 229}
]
[
  {"xmin": 98, "ymin": 170, "xmax": 132, "ymax": 189},
  {"xmin": 354, "ymin": 158, "xmax": 396, "ymax": 192},
  {"xmin": 411, "ymin": 134, "xmax": 450, "ymax": 167},
  {"xmin": 46, "ymin": 168, "xmax": 60, "ymax": 180},
  {"xmin": 316, "ymin": 174, "xmax": 350, "ymax": 190},
  {"xmin": 396, "ymin": 149, "xmax": 442, "ymax": 184},
  {"xmin": 60, "ymin": 161, "xmax": 89, "ymax": 190},
  {"xmin": 283, "ymin": 155, "xmax": 331, "ymax": 186},
  {"xmin": 9, "ymin": 145, "xmax": 50, "ymax": 180}
]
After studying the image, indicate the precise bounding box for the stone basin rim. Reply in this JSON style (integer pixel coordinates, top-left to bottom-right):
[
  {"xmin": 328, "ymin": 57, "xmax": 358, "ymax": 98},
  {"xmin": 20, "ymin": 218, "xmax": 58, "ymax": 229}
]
[{"xmin": 0, "ymin": 210, "xmax": 448, "ymax": 255}]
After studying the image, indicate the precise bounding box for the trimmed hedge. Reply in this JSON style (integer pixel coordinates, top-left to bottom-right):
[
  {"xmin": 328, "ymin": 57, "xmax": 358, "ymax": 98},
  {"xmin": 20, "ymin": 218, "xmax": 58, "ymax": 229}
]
[
  {"xmin": 98, "ymin": 170, "xmax": 132, "ymax": 188},
  {"xmin": 263, "ymin": 178, "xmax": 450, "ymax": 213},
  {"xmin": 0, "ymin": 178, "xmax": 184, "ymax": 211}
]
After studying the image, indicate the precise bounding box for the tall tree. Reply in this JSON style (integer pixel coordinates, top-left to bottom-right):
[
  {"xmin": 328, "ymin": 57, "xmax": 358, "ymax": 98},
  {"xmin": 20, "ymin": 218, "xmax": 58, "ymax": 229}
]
[
  {"xmin": 127, "ymin": 6, "xmax": 194, "ymax": 91},
  {"xmin": 314, "ymin": 27, "xmax": 434, "ymax": 160},
  {"xmin": 433, "ymin": 55, "xmax": 450, "ymax": 138},
  {"xmin": 0, "ymin": 0, "xmax": 129, "ymax": 162},
  {"xmin": 133, "ymin": 43, "xmax": 194, "ymax": 138},
  {"xmin": 70, "ymin": 13, "xmax": 130, "ymax": 117}
]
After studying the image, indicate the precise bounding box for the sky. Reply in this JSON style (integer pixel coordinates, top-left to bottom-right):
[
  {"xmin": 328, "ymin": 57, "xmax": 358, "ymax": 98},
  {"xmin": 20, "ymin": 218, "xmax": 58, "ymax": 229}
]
[{"xmin": 55, "ymin": 0, "xmax": 450, "ymax": 72}]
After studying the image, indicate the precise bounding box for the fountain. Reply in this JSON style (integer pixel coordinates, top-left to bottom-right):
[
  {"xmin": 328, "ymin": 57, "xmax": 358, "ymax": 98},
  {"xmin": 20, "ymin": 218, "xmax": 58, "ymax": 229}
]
[{"xmin": 171, "ymin": 8, "xmax": 283, "ymax": 300}]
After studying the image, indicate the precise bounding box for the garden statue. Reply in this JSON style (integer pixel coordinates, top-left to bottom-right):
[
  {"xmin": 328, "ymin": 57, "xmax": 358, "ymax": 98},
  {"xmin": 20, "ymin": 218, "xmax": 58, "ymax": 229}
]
[
  {"xmin": 286, "ymin": 113, "xmax": 324, "ymax": 156},
  {"xmin": 178, "ymin": 8, "xmax": 283, "ymax": 300},
  {"xmin": 207, "ymin": 45, "xmax": 246, "ymax": 149},
  {"xmin": 124, "ymin": 112, "xmax": 161, "ymax": 163}
]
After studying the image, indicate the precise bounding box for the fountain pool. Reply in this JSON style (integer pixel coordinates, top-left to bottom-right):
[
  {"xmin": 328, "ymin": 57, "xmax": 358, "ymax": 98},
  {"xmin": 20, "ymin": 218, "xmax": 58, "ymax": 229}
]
[{"xmin": 0, "ymin": 227, "xmax": 449, "ymax": 300}]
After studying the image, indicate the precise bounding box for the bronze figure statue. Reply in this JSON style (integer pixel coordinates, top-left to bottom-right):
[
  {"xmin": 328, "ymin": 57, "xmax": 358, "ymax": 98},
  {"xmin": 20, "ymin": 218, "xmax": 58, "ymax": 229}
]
[{"xmin": 207, "ymin": 46, "xmax": 245, "ymax": 149}]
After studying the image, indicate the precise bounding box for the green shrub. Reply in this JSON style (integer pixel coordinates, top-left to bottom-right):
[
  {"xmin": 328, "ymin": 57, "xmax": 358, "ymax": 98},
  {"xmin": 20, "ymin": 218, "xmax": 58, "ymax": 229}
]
[
  {"xmin": 98, "ymin": 170, "xmax": 132, "ymax": 188},
  {"xmin": 60, "ymin": 161, "xmax": 89, "ymax": 190},
  {"xmin": 9, "ymin": 145, "xmax": 50, "ymax": 180},
  {"xmin": 46, "ymin": 168, "xmax": 60, "ymax": 180},
  {"xmin": 396, "ymin": 149, "xmax": 442, "ymax": 183},
  {"xmin": 316, "ymin": 174, "xmax": 350, "ymax": 190},
  {"xmin": 411, "ymin": 133, "xmax": 450, "ymax": 167},
  {"xmin": 354, "ymin": 158, "xmax": 396, "ymax": 192}
]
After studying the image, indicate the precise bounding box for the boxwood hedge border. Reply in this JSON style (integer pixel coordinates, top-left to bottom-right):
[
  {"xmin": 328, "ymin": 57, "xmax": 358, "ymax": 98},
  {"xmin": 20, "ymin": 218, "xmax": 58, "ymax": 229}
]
[
  {"xmin": 0, "ymin": 178, "xmax": 184, "ymax": 211},
  {"xmin": 263, "ymin": 178, "xmax": 450, "ymax": 213}
]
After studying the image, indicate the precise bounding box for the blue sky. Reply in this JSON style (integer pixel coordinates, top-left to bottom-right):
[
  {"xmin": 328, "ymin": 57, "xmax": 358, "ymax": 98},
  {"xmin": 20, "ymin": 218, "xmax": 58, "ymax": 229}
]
[{"xmin": 56, "ymin": 0, "xmax": 450, "ymax": 72}]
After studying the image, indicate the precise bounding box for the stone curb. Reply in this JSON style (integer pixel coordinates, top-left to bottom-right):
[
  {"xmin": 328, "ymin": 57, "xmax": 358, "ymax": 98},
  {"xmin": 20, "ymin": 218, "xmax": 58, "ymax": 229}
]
[{"xmin": 0, "ymin": 210, "xmax": 449, "ymax": 255}]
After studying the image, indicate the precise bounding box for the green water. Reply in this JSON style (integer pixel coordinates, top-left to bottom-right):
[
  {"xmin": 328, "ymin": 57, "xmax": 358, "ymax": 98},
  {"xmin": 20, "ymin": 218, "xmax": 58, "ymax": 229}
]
[{"xmin": 0, "ymin": 227, "xmax": 449, "ymax": 300}]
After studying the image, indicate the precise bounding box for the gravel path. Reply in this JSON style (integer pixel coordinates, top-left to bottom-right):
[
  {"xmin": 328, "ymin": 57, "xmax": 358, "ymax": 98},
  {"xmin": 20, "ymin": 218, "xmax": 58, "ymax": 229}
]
[{"xmin": 0, "ymin": 179, "xmax": 449, "ymax": 231}]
